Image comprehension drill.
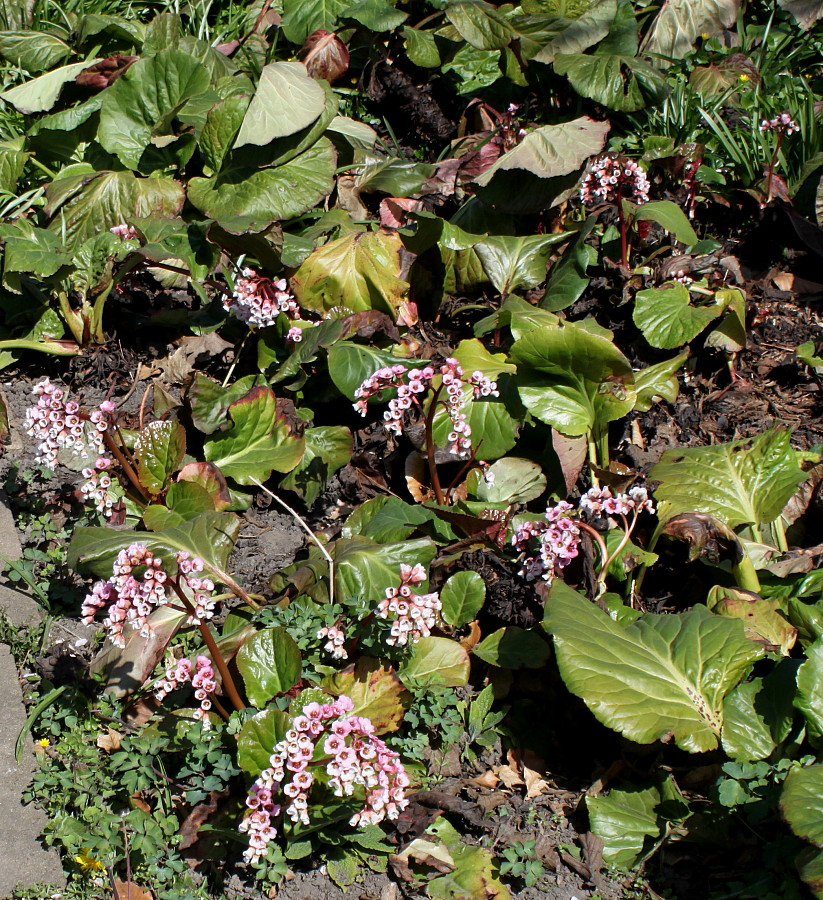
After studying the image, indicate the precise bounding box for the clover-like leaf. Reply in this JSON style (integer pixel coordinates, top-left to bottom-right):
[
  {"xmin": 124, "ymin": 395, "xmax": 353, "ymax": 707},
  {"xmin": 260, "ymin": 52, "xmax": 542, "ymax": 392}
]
[{"xmin": 204, "ymin": 385, "xmax": 305, "ymax": 484}]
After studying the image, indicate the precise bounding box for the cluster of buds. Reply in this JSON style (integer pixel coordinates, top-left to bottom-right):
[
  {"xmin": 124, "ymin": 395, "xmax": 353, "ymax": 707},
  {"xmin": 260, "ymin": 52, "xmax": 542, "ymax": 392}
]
[
  {"xmin": 155, "ymin": 655, "xmax": 217, "ymax": 728},
  {"xmin": 317, "ymin": 625, "xmax": 348, "ymax": 660},
  {"xmin": 81, "ymin": 546, "xmax": 217, "ymax": 647},
  {"xmin": 25, "ymin": 379, "xmax": 115, "ymax": 469},
  {"xmin": 512, "ymin": 501, "xmax": 581, "ymax": 583},
  {"xmin": 759, "ymin": 113, "xmax": 798, "ymax": 135},
  {"xmin": 240, "ymin": 695, "xmax": 409, "ymax": 863},
  {"xmin": 579, "ymin": 484, "xmax": 655, "ymax": 518},
  {"xmin": 79, "ymin": 457, "xmax": 119, "ymax": 518},
  {"xmin": 580, "ymin": 155, "xmax": 651, "ymax": 206},
  {"xmin": 376, "ymin": 563, "xmax": 441, "ymax": 647},
  {"xmin": 109, "ymin": 223, "xmax": 139, "ymax": 241},
  {"xmin": 223, "ymin": 268, "xmax": 300, "ymax": 329},
  {"xmin": 353, "ymin": 359, "xmax": 498, "ymax": 458},
  {"xmin": 513, "ymin": 485, "xmax": 655, "ymax": 583}
]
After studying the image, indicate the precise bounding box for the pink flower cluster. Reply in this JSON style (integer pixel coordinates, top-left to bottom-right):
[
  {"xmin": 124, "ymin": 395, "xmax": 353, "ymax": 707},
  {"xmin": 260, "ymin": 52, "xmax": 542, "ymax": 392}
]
[
  {"xmin": 81, "ymin": 546, "xmax": 217, "ymax": 647},
  {"xmin": 110, "ymin": 223, "xmax": 139, "ymax": 241},
  {"xmin": 317, "ymin": 625, "xmax": 348, "ymax": 660},
  {"xmin": 580, "ymin": 155, "xmax": 650, "ymax": 205},
  {"xmin": 224, "ymin": 268, "xmax": 299, "ymax": 328},
  {"xmin": 25, "ymin": 379, "xmax": 115, "ymax": 469},
  {"xmin": 240, "ymin": 695, "xmax": 409, "ymax": 863},
  {"xmin": 81, "ymin": 543, "xmax": 168, "ymax": 647},
  {"xmin": 376, "ymin": 563, "xmax": 441, "ymax": 646},
  {"xmin": 155, "ymin": 654, "xmax": 217, "ymax": 728},
  {"xmin": 79, "ymin": 456, "xmax": 118, "ymax": 518},
  {"xmin": 512, "ymin": 501, "xmax": 581, "ymax": 583},
  {"xmin": 760, "ymin": 113, "xmax": 798, "ymax": 135},
  {"xmin": 579, "ymin": 485, "xmax": 655, "ymax": 517},
  {"xmin": 513, "ymin": 485, "xmax": 656, "ymax": 583},
  {"xmin": 353, "ymin": 359, "xmax": 498, "ymax": 458}
]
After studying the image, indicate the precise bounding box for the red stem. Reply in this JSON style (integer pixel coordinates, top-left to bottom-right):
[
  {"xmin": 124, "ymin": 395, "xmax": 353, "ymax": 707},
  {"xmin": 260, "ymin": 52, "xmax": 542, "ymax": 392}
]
[{"xmin": 424, "ymin": 385, "xmax": 447, "ymax": 506}]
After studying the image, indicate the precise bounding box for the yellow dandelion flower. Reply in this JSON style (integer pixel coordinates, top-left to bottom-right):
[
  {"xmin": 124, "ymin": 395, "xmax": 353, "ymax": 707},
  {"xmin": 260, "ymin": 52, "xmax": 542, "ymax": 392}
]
[
  {"xmin": 701, "ymin": 32, "xmax": 710, "ymax": 39},
  {"xmin": 739, "ymin": 73, "xmax": 749, "ymax": 82},
  {"xmin": 36, "ymin": 738, "xmax": 50, "ymax": 747},
  {"xmin": 74, "ymin": 849, "xmax": 105, "ymax": 874}
]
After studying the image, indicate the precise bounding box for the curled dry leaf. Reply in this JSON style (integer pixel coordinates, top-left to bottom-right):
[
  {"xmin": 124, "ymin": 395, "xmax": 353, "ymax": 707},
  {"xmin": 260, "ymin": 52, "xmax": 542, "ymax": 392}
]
[
  {"xmin": 96, "ymin": 727, "xmax": 123, "ymax": 752},
  {"xmin": 76, "ymin": 54, "xmax": 137, "ymax": 90},
  {"xmin": 299, "ymin": 30, "xmax": 349, "ymax": 84},
  {"xmin": 113, "ymin": 879, "xmax": 154, "ymax": 900},
  {"xmin": 663, "ymin": 512, "xmax": 744, "ymax": 565}
]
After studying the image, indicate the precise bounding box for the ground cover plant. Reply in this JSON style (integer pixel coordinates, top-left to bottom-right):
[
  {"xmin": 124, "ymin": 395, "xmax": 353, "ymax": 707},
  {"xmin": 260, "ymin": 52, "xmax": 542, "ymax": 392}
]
[{"xmin": 1, "ymin": 0, "xmax": 823, "ymax": 898}]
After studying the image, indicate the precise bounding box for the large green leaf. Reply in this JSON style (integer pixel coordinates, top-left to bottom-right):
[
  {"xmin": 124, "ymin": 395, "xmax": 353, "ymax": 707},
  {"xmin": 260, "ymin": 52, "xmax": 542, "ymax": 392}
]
[
  {"xmin": 45, "ymin": 170, "xmax": 184, "ymax": 249},
  {"xmin": 554, "ymin": 52, "xmax": 669, "ymax": 112},
  {"xmin": 234, "ymin": 61, "xmax": 326, "ymax": 147},
  {"xmin": 0, "ymin": 221, "xmax": 70, "ymax": 276},
  {"xmin": 445, "ymin": 0, "xmax": 514, "ymax": 49},
  {"xmin": 334, "ymin": 535, "xmax": 436, "ymax": 609},
  {"xmin": 796, "ymin": 639, "xmax": 823, "ymax": 746},
  {"xmin": 425, "ymin": 819, "xmax": 511, "ymax": 900},
  {"xmin": 473, "ymin": 627, "xmax": 550, "ymax": 668},
  {"xmin": 632, "ymin": 200, "xmax": 698, "ymax": 244},
  {"xmin": 778, "ymin": 0, "xmax": 823, "ymax": 29},
  {"xmin": 440, "ymin": 571, "xmax": 486, "ymax": 627},
  {"xmin": 633, "ymin": 283, "xmax": 725, "ymax": 349},
  {"xmin": 0, "ymin": 60, "xmax": 100, "ymax": 113},
  {"xmin": 343, "ymin": 496, "xmax": 435, "ymax": 543},
  {"xmin": 322, "ymin": 658, "xmax": 410, "ymax": 733},
  {"xmin": 199, "ymin": 93, "xmax": 250, "ymax": 172},
  {"xmin": 474, "ymin": 233, "xmax": 570, "ymax": 295},
  {"xmin": 236, "ymin": 626, "xmax": 302, "ymax": 708},
  {"xmin": 134, "ymin": 420, "xmax": 186, "ymax": 494},
  {"xmin": 532, "ymin": 0, "xmax": 618, "ymax": 63},
  {"xmin": 640, "ymin": 0, "xmax": 740, "ymax": 60},
  {"xmin": 0, "ymin": 32, "xmax": 71, "ymax": 71},
  {"xmin": 281, "ymin": 0, "xmax": 349, "ymax": 43},
  {"xmin": 398, "ymin": 636, "xmax": 471, "ymax": 688},
  {"xmin": 237, "ymin": 708, "xmax": 291, "ymax": 776},
  {"xmin": 649, "ymin": 429, "xmax": 806, "ymax": 528},
  {"xmin": 782, "ymin": 764, "xmax": 823, "ymax": 848},
  {"xmin": 473, "ymin": 117, "xmax": 610, "ymax": 187},
  {"xmin": 722, "ymin": 660, "xmax": 798, "ymax": 761},
  {"xmin": 188, "ymin": 139, "xmax": 336, "ymax": 221},
  {"xmin": 327, "ymin": 343, "xmax": 415, "ymax": 400},
  {"xmin": 511, "ymin": 321, "xmax": 634, "ymax": 437},
  {"xmin": 98, "ymin": 49, "xmax": 211, "ymax": 170},
  {"xmin": 188, "ymin": 373, "xmax": 263, "ymax": 435},
  {"xmin": 544, "ymin": 584, "xmax": 763, "ymax": 752},
  {"xmin": 291, "ymin": 229, "xmax": 409, "ymax": 316},
  {"xmin": 541, "ymin": 215, "xmax": 597, "ymax": 311},
  {"xmin": 279, "ymin": 425, "xmax": 353, "ymax": 506},
  {"xmin": 67, "ymin": 510, "xmax": 241, "ymax": 579},
  {"xmin": 203, "ymin": 385, "xmax": 305, "ymax": 484},
  {"xmin": 470, "ymin": 457, "xmax": 546, "ymax": 505},
  {"xmin": 587, "ymin": 777, "xmax": 689, "ymax": 870}
]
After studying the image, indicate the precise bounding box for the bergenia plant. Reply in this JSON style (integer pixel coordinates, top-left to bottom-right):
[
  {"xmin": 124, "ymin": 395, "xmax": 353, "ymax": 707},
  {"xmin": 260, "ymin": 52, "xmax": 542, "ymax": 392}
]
[
  {"xmin": 759, "ymin": 112, "xmax": 798, "ymax": 203},
  {"xmin": 240, "ymin": 694, "xmax": 409, "ymax": 864},
  {"xmin": 580, "ymin": 154, "xmax": 651, "ymax": 270},
  {"xmin": 513, "ymin": 484, "xmax": 655, "ymax": 597},
  {"xmin": 353, "ymin": 358, "xmax": 498, "ymax": 504}
]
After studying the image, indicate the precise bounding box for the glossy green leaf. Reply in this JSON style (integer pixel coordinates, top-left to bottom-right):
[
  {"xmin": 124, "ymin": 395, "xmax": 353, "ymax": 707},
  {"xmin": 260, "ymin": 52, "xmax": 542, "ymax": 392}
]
[
  {"xmin": 473, "ymin": 626, "xmax": 550, "ymax": 668},
  {"xmin": 650, "ymin": 429, "xmax": 806, "ymax": 528},
  {"xmin": 187, "ymin": 374, "xmax": 263, "ymax": 435},
  {"xmin": 199, "ymin": 92, "xmax": 250, "ymax": 172},
  {"xmin": 554, "ymin": 52, "xmax": 669, "ymax": 112},
  {"xmin": 399, "ymin": 636, "xmax": 471, "ymax": 687},
  {"xmin": 188, "ymin": 139, "xmax": 336, "ymax": 221},
  {"xmin": 343, "ymin": 496, "xmax": 435, "ymax": 543},
  {"xmin": 587, "ymin": 776, "xmax": 689, "ymax": 869},
  {"xmin": 474, "ymin": 117, "xmax": 610, "ymax": 187},
  {"xmin": 633, "ymin": 352, "xmax": 687, "ymax": 412},
  {"xmin": 641, "ymin": 0, "xmax": 740, "ymax": 59},
  {"xmin": 98, "ymin": 49, "xmax": 211, "ymax": 170},
  {"xmin": 471, "ymin": 457, "xmax": 546, "ymax": 505},
  {"xmin": 782, "ymin": 764, "xmax": 823, "ymax": 847},
  {"xmin": 0, "ymin": 32, "xmax": 71, "ymax": 71},
  {"xmin": 237, "ymin": 626, "xmax": 302, "ymax": 708},
  {"xmin": 280, "ymin": 425, "xmax": 352, "ymax": 506},
  {"xmin": 445, "ymin": 0, "xmax": 514, "ymax": 49},
  {"xmin": 475, "ymin": 232, "xmax": 570, "ymax": 295},
  {"xmin": 632, "ymin": 200, "xmax": 699, "ymax": 244},
  {"xmin": 134, "ymin": 420, "xmax": 186, "ymax": 494},
  {"xmin": 796, "ymin": 639, "xmax": 823, "ymax": 745},
  {"xmin": 402, "ymin": 25, "xmax": 441, "ymax": 66},
  {"xmin": 327, "ymin": 343, "xmax": 415, "ymax": 400},
  {"xmin": 292, "ymin": 229, "xmax": 409, "ymax": 316},
  {"xmin": 143, "ymin": 481, "xmax": 215, "ymax": 530},
  {"xmin": 281, "ymin": 0, "xmax": 349, "ymax": 43},
  {"xmin": 322, "ymin": 657, "xmax": 409, "ymax": 733},
  {"xmin": 234, "ymin": 61, "xmax": 326, "ymax": 147},
  {"xmin": 440, "ymin": 571, "xmax": 486, "ymax": 627},
  {"xmin": 634, "ymin": 284, "xmax": 726, "ymax": 349},
  {"xmin": 1, "ymin": 60, "xmax": 100, "ymax": 113},
  {"xmin": 545, "ymin": 584, "xmax": 763, "ymax": 752},
  {"xmin": 425, "ymin": 819, "xmax": 511, "ymax": 900},
  {"xmin": 532, "ymin": 0, "xmax": 618, "ymax": 63},
  {"xmin": 237, "ymin": 708, "xmax": 291, "ymax": 776},
  {"xmin": 204, "ymin": 385, "xmax": 305, "ymax": 484}
]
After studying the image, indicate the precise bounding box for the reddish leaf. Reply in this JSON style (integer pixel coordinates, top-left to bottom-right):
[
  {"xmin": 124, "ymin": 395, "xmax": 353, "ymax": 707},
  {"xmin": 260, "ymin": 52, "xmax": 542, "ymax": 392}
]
[
  {"xmin": 299, "ymin": 30, "xmax": 350, "ymax": 84},
  {"xmin": 76, "ymin": 54, "xmax": 138, "ymax": 90}
]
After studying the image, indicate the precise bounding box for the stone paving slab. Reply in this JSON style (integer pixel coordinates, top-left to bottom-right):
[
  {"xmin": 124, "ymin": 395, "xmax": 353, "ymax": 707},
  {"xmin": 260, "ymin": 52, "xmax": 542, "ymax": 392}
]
[{"xmin": 0, "ymin": 492, "xmax": 65, "ymax": 896}]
